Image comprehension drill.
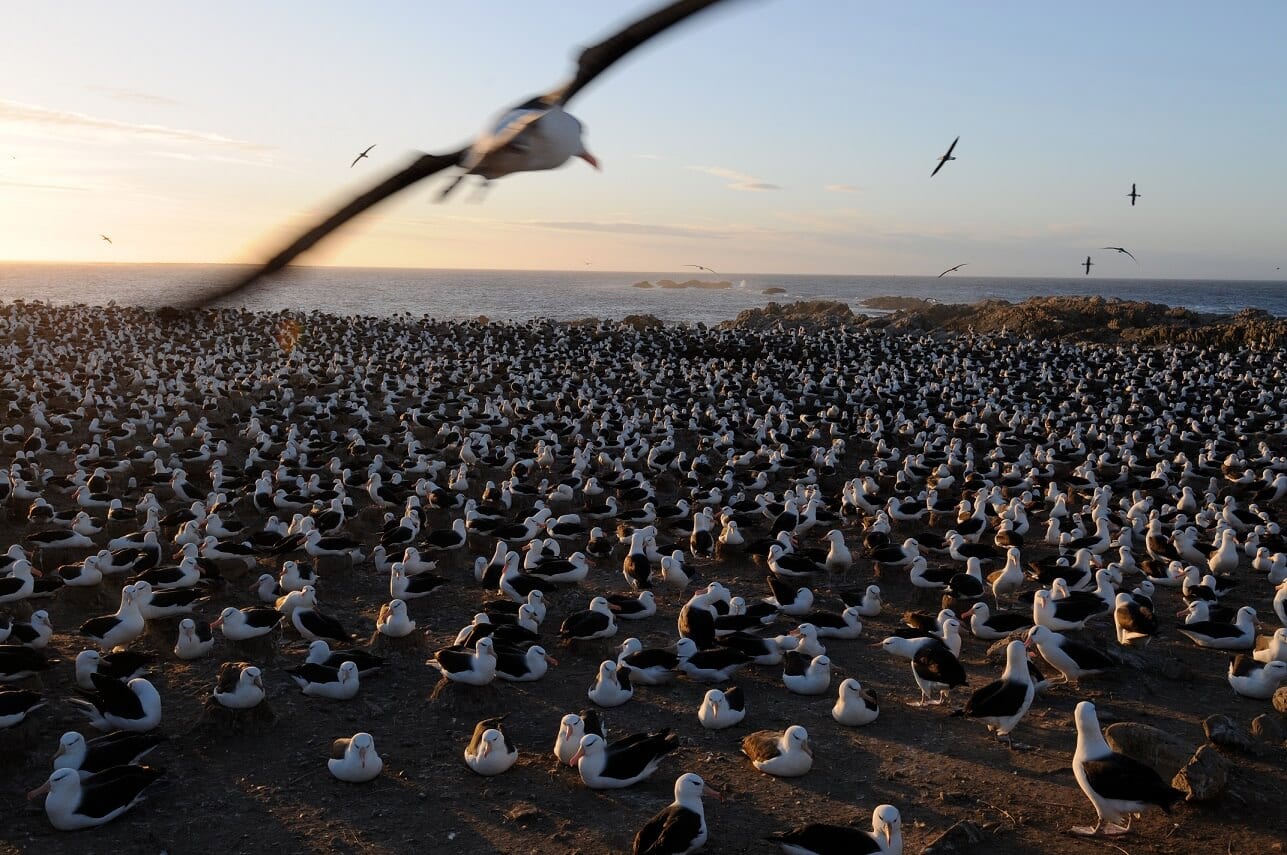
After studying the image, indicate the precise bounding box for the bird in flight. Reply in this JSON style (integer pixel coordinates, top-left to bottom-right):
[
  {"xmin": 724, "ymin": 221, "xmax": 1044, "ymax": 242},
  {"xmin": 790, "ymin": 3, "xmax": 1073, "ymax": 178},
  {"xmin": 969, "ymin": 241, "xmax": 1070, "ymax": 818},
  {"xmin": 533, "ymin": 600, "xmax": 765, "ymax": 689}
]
[
  {"xmin": 350, "ymin": 144, "xmax": 377, "ymax": 168},
  {"xmin": 1101, "ymin": 246, "xmax": 1137, "ymax": 262},
  {"xmin": 936, "ymin": 263, "xmax": 967, "ymax": 278},
  {"xmin": 931, "ymin": 136, "xmax": 959, "ymax": 177},
  {"xmin": 1127, "ymin": 183, "xmax": 1140, "ymax": 206},
  {"xmin": 1082, "ymin": 256, "xmax": 1093, "ymax": 275},
  {"xmin": 194, "ymin": 0, "xmax": 734, "ymax": 307},
  {"xmin": 99, "ymin": 234, "xmax": 113, "ymax": 246},
  {"xmin": 685, "ymin": 264, "xmax": 719, "ymax": 275}
]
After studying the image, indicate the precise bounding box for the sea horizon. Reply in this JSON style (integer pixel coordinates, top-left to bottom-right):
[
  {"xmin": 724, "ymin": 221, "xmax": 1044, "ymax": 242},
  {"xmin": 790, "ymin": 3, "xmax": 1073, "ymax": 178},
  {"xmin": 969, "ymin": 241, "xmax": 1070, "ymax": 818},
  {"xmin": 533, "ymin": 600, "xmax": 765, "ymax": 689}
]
[{"xmin": 1, "ymin": 261, "xmax": 1284, "ymax": 324}]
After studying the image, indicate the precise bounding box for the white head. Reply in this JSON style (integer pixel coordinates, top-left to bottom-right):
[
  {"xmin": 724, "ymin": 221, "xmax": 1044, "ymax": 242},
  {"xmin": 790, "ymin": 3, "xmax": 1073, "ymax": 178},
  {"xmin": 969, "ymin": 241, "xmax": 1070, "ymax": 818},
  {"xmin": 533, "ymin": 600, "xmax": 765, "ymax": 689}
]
[
  {"xmin": 783, "ymin": 725, "xmax": 811, "ymax": 755},
  {"xmin": 350, "ymin": 731, "xmax": 376, "ymax": 767}
]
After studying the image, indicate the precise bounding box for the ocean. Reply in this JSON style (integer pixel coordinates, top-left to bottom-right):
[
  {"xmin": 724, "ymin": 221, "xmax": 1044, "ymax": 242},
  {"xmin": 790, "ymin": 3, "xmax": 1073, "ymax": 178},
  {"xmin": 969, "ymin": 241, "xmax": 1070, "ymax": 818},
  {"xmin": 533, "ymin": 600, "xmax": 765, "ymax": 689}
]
[{"xmin": 1, "ymin": 263, "xmax": 1283, "ymax": 324}]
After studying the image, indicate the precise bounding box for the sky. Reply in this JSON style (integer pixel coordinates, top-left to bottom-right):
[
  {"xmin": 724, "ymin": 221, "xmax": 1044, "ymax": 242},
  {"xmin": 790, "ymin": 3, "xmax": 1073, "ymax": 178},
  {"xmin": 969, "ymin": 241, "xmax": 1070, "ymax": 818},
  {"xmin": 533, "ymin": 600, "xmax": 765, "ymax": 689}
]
[{"xmin": 1, "ymin": 0, "xmax": 1285, "ymax": 278}]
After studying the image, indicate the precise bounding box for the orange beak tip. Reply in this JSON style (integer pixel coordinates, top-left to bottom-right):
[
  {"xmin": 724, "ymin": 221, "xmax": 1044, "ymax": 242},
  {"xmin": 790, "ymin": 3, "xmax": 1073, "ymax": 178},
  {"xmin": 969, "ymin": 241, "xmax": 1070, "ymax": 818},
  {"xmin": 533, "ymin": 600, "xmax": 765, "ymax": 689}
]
[{"xmin": 579, "ymin": 152, "xmax": 601, "ymax": 171}]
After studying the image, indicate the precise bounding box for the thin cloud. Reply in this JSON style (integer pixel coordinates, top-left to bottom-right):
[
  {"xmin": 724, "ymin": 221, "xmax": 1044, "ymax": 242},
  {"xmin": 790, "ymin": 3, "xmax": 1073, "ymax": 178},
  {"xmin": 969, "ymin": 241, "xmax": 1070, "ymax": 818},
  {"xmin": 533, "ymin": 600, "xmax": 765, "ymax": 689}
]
[
  {"xmin": 0, "ymin": 178, "xmax": 90, "ymax": 193},
  {"xmin": 0, "ymin": 98, "xmax": 271, "ymax": 153},
  {"xmin": 519, "ymin": 220, "xmax": 733, "ymax": 239},
  {"xmin": 634, "ymin": 154, "xmax": 663, "ymax": 160},
  {"xmin": 688, "ymin": 165, "xmax": 780, "ymax": 191},
  {"xmin": 824, "ymin": 183, "xmax": 862, "ymax": 194},
  {"xmin": 86, "ymin": 86, "xmax": 182, "ymax": 108}
]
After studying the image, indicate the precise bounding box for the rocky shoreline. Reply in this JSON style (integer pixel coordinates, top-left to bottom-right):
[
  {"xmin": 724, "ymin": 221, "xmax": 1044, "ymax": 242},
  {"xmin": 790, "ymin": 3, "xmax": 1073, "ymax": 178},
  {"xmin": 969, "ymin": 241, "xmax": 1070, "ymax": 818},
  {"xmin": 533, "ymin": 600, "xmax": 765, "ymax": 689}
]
[{"xmin": 715, "ymin": 295, "xmax": 1287, "ymax": 346}]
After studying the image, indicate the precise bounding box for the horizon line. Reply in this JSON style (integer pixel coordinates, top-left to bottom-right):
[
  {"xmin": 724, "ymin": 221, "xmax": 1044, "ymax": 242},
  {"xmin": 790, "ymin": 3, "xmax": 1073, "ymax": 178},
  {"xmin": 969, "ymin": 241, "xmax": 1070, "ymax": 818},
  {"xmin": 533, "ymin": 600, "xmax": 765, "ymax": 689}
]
[{"xmin": 0, "ymin": 259, "xmax": 1283, "ymax": 284}]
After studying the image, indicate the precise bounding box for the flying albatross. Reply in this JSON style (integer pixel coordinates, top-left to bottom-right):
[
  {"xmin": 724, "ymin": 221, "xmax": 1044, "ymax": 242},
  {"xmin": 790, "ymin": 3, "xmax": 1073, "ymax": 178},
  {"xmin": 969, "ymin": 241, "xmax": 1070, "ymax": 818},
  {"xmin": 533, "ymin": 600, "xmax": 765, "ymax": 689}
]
[
  {"xmin": 193, "ymin": 0, "xmax": 737, "ymax": 306},
  {"xmin": 937, "ymin": 263, "xmax": 966, "ymax": 278},
  {"xmin": 350, "ymin": 144, "xmax": 377, "ymax": 168},
  {"xmin": 931, "ymin": 136, "xmax": 959, "ymax": 177},
  {"xmin": 1101, "ymin": 246, "xmax": 1137, "ymax": 262},
  {"xmin": 685, "ymin": 264, "xmax": 720, "ymax": 275}
]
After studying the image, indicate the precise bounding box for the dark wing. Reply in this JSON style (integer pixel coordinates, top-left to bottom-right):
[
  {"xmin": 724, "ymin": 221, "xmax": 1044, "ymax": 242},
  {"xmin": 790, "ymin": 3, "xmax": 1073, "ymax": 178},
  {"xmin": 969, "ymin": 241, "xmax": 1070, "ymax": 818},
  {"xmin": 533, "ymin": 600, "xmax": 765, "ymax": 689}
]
[
  {"xmin": 724, "ymin": 685, "xmax": 745, "ymax": 712},
  {"xmin": 943, "ymin": 136, "xmax": 960, "ymax": 157},
  {"xmin": 963, "ymin": 678, "xmax": 1027, "ymax": 719},
  {"xmin": 769, "ymin": 823, "xmax": 882, "ymax": 855},
  {"xmin": 88, "ymin": 673, "xmax": 146, "ymax": 718},
  {"xmin": 937, "ymin": 263, "xmax": 966, "ymax": 277},
  {"xmin": 581, "ymin": 708, "xmax": 606, "ymax": 739},
  {"xmin": 331, "ymin": 737, "xmax": 352, "ymax": 759},
  {"xmin": 782, "ymin": 650, "xmax": 810, "ymax": 676},
  {"xmin": 635, "ymin": 804, "xmax": 702, "ymax": 855},
  {"xmin": 543, "ymin": 0, "xmax": 734, "ymax": 108},
  {"xmin": 188, "ymin": 149, "xmax": 468, "ymax": 307},
  {"xmin": 77, "ymin": 765, "xmax": 164, "ymax": 819},
  {"xmin": 603, "ymin": 729, "xmax": 677, "ymax": 776},
  {"xmin": 1081, "ymin": 754, "xmax": 1181, "ymax": 811},
  {"xmin": 289, "ymin": 663, "xmax": 340, "ymax": 684},
  {"xmin": 913, "ymin": 644, "xmax": 967, "ymax": 686}
]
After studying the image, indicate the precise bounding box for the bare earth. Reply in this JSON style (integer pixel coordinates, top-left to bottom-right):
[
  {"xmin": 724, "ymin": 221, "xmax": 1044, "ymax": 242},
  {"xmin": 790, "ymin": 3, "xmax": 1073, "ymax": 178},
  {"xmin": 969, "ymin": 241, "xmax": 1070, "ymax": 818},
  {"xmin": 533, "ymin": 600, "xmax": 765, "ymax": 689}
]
[{"xmin": 1, "ymin": 313, "xmax": 1285, "ymax": 855}]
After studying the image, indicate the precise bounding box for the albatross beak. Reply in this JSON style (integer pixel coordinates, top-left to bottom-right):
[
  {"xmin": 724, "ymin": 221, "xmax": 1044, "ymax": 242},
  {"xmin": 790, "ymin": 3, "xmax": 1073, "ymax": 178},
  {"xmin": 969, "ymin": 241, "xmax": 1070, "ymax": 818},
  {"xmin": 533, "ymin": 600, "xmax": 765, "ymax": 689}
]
[
  {"xmin": 545, "ymin": 654, "xmax": 559, "ymax": 666},
  {"xmin": 27, "ymin": 781, "xmax": 50, "ymax": 801},
  {"xmin": 569, "ymin": 747, "xmax": 585, "ymax": 767},
  {"xmin": 577, "ymin": 151, "xmax": 601, "ymax": 171},
  {"xmin": 703, "ymin": 785, "xmax": 723, "ymax": 800}
]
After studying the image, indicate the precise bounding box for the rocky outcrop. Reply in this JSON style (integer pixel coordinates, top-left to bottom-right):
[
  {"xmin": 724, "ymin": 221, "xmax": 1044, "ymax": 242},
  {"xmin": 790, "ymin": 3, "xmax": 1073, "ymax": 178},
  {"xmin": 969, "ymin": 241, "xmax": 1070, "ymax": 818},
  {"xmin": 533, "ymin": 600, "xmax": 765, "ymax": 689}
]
[
  {"xmin": 619, "ymin": 314, "xmax": 664, "ymax": 330},
  {"xmin": 656, "ymin": 279, "xmax": 734, "ymax": 290},
  {"xmin": 864, "ymin": 295, "xmax": 1287, "ymax": 346},
  {"xmin": 721, "ymin": 300, "xmax": 855, "ymax": 332}
]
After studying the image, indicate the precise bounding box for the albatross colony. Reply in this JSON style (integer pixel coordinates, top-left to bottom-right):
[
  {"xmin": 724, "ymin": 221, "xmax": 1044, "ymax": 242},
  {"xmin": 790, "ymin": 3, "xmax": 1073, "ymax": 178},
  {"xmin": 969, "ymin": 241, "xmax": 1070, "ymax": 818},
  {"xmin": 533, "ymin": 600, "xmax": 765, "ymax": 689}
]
[{"xmin": 1, "ymin": 300, "xmax": 1286, "ymax": 853}]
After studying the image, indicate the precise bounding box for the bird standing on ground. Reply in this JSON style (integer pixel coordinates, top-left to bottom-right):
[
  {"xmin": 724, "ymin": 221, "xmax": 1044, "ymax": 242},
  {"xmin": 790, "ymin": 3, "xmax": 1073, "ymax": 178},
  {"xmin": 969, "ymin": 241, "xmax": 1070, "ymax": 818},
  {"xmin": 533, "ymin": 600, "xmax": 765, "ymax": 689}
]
[{"xmin": 1071, "ymin": 701, "xmax": 1181, "ymax": 836}]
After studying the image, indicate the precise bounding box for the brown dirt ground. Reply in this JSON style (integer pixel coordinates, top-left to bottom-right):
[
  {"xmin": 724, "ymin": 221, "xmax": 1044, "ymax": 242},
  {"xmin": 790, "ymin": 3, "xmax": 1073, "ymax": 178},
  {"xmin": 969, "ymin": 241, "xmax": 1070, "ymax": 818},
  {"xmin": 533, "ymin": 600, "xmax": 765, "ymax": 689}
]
[{"xmin": 2, "ymin": 427, "xmax": 1286, "ymax": 855}]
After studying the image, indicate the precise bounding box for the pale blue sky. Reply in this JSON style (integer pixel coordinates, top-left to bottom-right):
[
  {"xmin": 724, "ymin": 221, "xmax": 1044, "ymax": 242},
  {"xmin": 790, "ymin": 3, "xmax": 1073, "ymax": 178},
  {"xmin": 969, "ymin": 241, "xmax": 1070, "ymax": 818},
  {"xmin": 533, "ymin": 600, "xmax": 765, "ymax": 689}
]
[{"xmin": 2, "ymin": 0, "xmax": 1284, "ymax": 277}]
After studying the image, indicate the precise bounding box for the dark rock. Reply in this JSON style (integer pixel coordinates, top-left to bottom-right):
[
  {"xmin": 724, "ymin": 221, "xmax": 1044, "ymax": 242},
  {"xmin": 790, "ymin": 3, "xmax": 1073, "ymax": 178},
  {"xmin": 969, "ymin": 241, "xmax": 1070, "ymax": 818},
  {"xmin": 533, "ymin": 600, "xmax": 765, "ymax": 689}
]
[
  {"xmin": 1156, "ymin": 657, "xmax": 1195, "ymax": 681},
  {"xmin": 762, "ymin": 287, "xmax": 787, "ymax": 295},
  {"xmin": 1104, "ymin": 722, "xmax": 1195, "ymax": 779},
  {"xmin": 1204, "ymin": 714, "xmax": 1258, "ymax": 754},
  {"xmin": 920, "ymin": 820, "xmax": 989, "ymax": 854},
  {"xmin": 721, "ymin": 300, "xmax": 855, "ymax": 332},
  {"xmin": 1251, "ymin": 713, "xmax": 1285, "ymax": 745},
  {"xmin": 620, "ymin": 314, "xmax": 664, "ymax": 330},
  {"xmin": 1173, "ymin": 744, "xmax": 1230, "ymax": 802}
]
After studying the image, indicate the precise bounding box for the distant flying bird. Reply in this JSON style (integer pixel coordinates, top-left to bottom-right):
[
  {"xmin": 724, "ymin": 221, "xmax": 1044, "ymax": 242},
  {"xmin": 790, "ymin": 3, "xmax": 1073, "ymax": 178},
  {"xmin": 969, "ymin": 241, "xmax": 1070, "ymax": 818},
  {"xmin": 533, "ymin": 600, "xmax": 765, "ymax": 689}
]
[
  {"xmin": 194, "ymin": 0, "xmax": 734, "ymax": 307},
  {"xmin": 1082, "ymin": 256, "xmax": 1094, "ymax": 275},
  {"xmin": 685, "ymin": 265, "xmax": 719, "ymax": 275},
  {"xmin": 1101, "ymin": 246, "xmax": 1137, "ymax": 262},
  {"xmin": 931, "ymin": 136, "xmax": 959, "ymax": 177},
  {"xmin": 350, "ymin": 145, "xmax": 377, "ymax": 168},
  {"xmin": 937, "ymin": 263, "xmax": 967, "ymax": 278},
  {"xmin": 99, "ymin": 235, "xmax": 112, "ymax": 246},
  {"xmin": 1127, "ymin": 183, "xmax": 1140, "ymax": 206}
]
